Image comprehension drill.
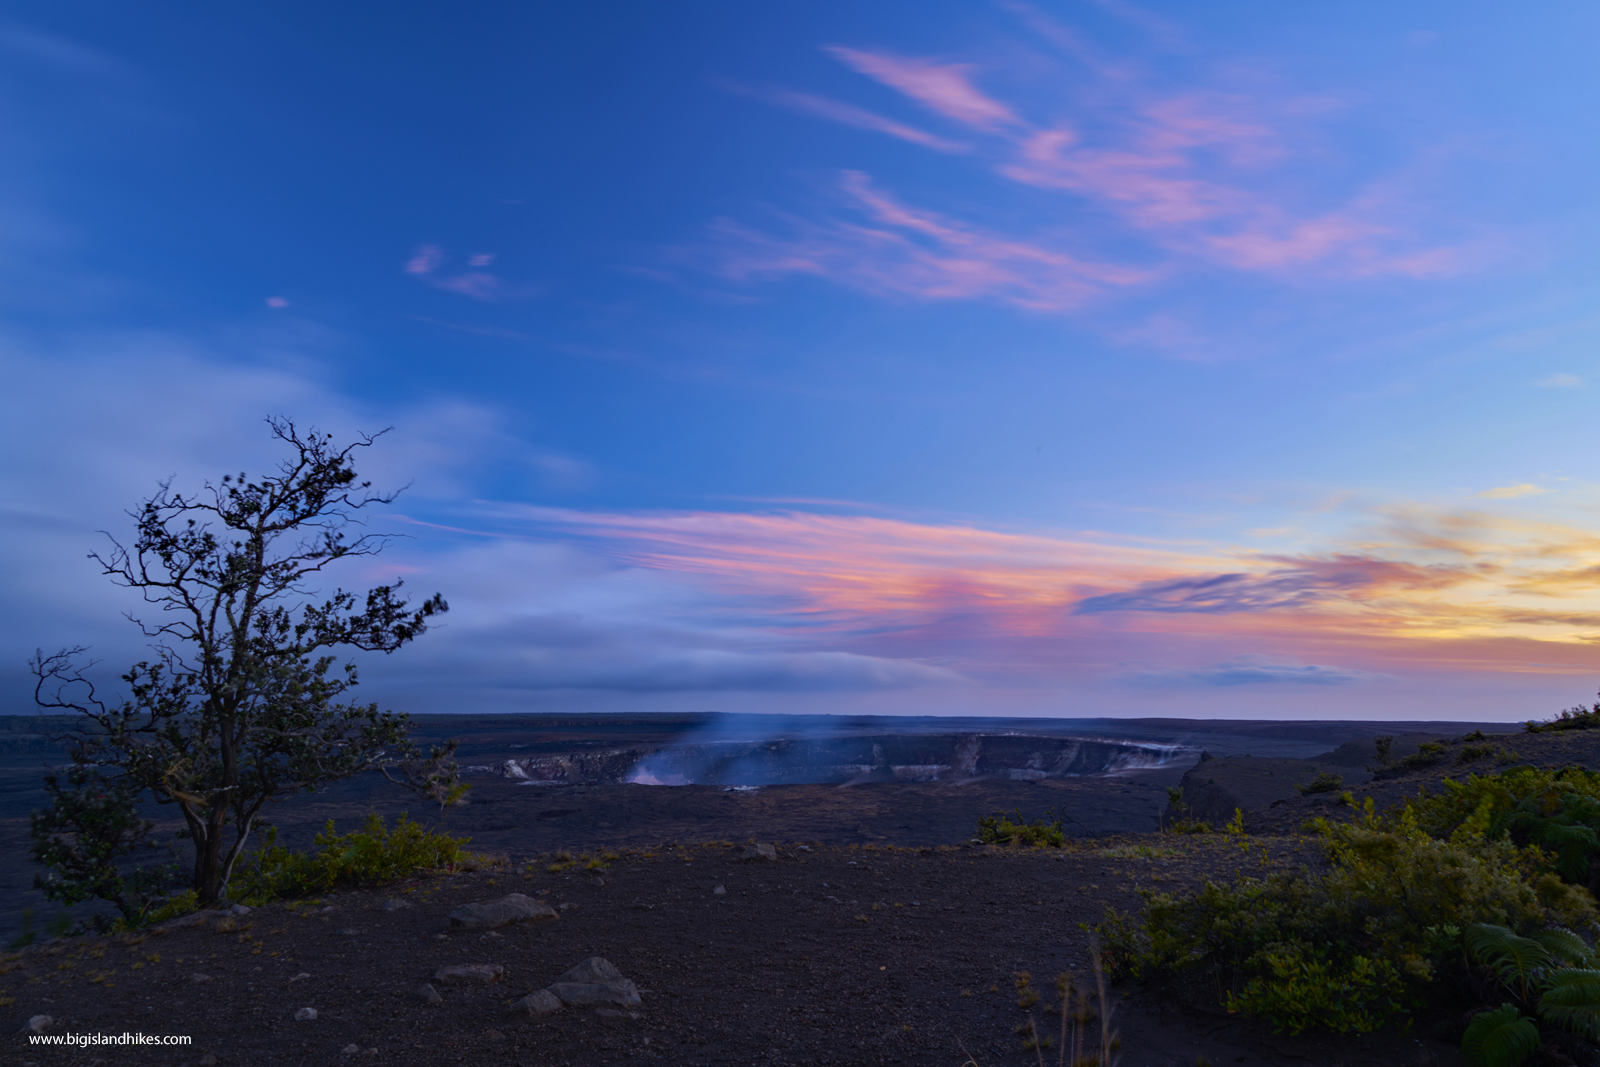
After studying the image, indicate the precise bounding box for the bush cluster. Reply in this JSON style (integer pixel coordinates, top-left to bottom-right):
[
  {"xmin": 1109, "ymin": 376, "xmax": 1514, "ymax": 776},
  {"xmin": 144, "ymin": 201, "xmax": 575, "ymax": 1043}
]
[
  {"xmin": 1295, "ymin": 772, "xmax": 1344, "ymax": 796},
  {"xmin": 975, "ymin": 809, "xmax": 1066, "ymax": 848},
  {"xmin": 230, "ymin": 812, "xmax": 469, "ymax": 904},
  {"xmin": 1100, "ymin": 776, "xmax": 1600, "ymax": 1053},
  {"xmin": 1527, "ymin": 698, "xmax": 1600, "ymax": 733}
]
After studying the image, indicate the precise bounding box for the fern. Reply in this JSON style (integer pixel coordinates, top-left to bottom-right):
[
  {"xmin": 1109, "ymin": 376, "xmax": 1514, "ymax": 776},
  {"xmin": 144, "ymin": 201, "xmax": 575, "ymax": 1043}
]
[
  {"xmin": 1466, "ymin": 924, "xmax": 1552, "ymax": 1000},
  {"xmin": 1461, "ymin": 1004, "xmax": 1540, "ymax": 1067},
  {"xmin": 1532, "ymin": 928, "xmax": 1595, "ymax": 968},
  {"xmin": 1539, "ymin": 968, "xmax": 1600, "ymax": 1040}
]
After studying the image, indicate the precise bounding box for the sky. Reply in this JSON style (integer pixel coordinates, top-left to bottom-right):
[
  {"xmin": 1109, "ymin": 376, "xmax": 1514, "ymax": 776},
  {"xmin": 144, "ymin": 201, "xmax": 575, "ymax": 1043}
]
[{"xmin": 3, "ymin": 1, "xmax": 1600, "ymax": 723}]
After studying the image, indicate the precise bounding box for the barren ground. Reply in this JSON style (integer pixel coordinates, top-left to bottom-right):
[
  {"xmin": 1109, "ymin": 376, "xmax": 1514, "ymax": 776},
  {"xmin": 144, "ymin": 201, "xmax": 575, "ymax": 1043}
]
[
  {"xmin": 5, "ymin": 836, "xmax": 1452, "ymax": 1067},
  {"xmin": 3, "ymin": 713, "xmax": 1568, "ymax": 1066}
]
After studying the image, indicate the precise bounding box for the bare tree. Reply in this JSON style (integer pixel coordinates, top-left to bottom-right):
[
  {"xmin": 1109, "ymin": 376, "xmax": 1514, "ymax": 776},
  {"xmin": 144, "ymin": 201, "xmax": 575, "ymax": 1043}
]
[{"xmin": 32, "ymin": 417, "xmax": 461, "ymax": 914}]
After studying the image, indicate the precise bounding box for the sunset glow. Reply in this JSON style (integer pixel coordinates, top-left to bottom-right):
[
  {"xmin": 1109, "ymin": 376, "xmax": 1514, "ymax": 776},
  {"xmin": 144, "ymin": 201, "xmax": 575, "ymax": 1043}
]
[{"xmin": 3, "ymin": 2, "xmax": 1599, "ymax": 720}]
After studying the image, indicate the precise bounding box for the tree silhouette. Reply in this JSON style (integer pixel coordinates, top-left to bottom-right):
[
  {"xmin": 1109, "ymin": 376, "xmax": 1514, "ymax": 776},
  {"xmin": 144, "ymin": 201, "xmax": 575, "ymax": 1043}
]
[{"xmin": 32, "ymin": 417, "xmax": 461, "ymax": 916}]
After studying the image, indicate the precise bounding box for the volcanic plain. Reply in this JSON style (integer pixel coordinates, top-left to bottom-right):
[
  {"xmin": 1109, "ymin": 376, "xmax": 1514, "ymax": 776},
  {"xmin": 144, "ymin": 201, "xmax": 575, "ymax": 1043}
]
[{"xmin": 0, "ymin": 712, "xmax": 1549, "ymax": 1066}]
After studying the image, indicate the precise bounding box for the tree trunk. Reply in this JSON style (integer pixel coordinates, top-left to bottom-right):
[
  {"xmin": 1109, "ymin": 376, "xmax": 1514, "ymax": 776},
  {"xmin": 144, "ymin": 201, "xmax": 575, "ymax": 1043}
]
[{"xmin": 194, "ymin": 813, "xmax": 227, "ymax": 905}]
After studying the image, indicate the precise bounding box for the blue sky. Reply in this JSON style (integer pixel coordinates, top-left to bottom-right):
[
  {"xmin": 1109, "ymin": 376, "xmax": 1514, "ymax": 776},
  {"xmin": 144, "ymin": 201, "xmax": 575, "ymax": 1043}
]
[{"xmin": 4, "ymin": 1, "xmax": 1600, "ymax": 721}]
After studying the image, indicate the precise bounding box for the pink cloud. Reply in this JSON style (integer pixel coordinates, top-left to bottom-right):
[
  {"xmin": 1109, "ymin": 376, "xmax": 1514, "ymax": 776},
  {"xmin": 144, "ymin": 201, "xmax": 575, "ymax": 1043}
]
[
  {"xmin": 403, "ymin": 244, "xmax": 537, "ymax": 301},
  {"xmin": 691, "ymin": 11, "xmax": 1492, "ymax": 318},
  {"xmin": 824, "ymin": 46, "xmax": 1023, "ymax": 130},
  {"xmin": 708, "ymin": 172, "xmax": 1155, "ymax": 311},
  {"xmin": 404, "ymin": 244, "xmax": 444, "ymax": 275},
  {"xmin": 496, "ymin": 502, "xmax": 1600, "ymax": 680},
  {"xmin": 760, "ymin": 88, "xmax": 970, "ymax": 153}
]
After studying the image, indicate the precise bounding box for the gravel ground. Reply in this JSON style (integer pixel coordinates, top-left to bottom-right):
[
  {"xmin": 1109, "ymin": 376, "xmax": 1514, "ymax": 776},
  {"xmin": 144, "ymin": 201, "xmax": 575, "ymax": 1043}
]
[{"xmin": 2, "ymin": 837, "xmax": 1455, "ymax": 1067}]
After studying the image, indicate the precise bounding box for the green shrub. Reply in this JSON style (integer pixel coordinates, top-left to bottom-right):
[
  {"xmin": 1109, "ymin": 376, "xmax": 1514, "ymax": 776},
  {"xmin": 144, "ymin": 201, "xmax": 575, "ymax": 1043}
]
[
  {"xmin": 1162, "ymin": 786, "xmax": 1211, "ymax": 834},
  {"xmin": 1098, "ymin": 797, "xmax": 1595, "ymax": 1036},
  {"xmin": 975, "ymin": 809, "xmax": 1065, "ymax": 848},
  {"xmin": 232, "ymin": 813, "xmax": 469, "ymax": 904},
  {"xmin": 1372, "ymin": 740, "xmax": 1452, "ymax": 780},
  {"xmin": 1527, "ymin": 698, "xmax": 1600, "ymax": 733},
  {"xmin": 1226, "ymin": 943, "xmax": 1406, "ymax": 1036},
  {"xmin": 1407, "ymin": 766, "xmax": 1600, "ymax": 887},
  {"xmin": 1296, "ymin": 772, "xmax": 1343, "ymax": 796}
]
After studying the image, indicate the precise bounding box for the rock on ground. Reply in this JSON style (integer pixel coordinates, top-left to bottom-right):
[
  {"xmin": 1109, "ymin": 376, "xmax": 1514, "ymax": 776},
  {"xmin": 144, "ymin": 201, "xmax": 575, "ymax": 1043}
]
[
  {"xmin": 545, "ymin": 957, "xmax": 642, "ymax": 1007},
  {"xmin": 434, "ymin": 964, "xmax": 504, "ymax": 984},
  {"xmin": 416, "ymin": 983, "xmax": 443, "ymax": 1005},
  {"xmin": 447, "ymin": 893, "xmax": 559, "ymax": 929},
  {"xmin": 555, "ymin": 957, "xmax": 623, "ymax": 984},
  {"xmin": 740, "ymin": 842, "xmax": 777, "ymax": 861},
  {"xmin": 510, "ymin": 989, "xmax": 563, "ymax": 1016}
]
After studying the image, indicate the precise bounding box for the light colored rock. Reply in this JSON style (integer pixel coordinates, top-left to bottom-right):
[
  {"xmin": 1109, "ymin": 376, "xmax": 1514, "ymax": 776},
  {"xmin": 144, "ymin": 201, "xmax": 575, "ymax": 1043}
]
[
  {"xmin": 510, "ymin": 989, "xmax": 563, "ymax": 1016},
  {"xmin": 23, "ymin": 1015, "xmax": 52, "ymax": 1034},
  {"xmin": 434, "ymin": 963, "xmax": 505, "ymax": 984},
  {"xmin": 342, "ymin": 1043, "xmax": 360, "ymax": 1055},
  {"xmin": 228, "ymin": 904, "xmax": 252, "ymax": 916},
  {"xmin": 294, "ymin": 1007, "xmax": 318, "ymax": 1021},
  {"xmin": 712, "ymin": 885, "xmax": 726, "ymax": 896},
  {"xmin": 190, "ymin": 972, "xmax": 212, "ymax": 982},
  {"xmin": 546, "ymin": 957, "xmax": 642, "ymax": 1007},
  {"xmin": 448, "ymin": 893, "xmax": 558, "ymax": 929},
  {"xmin": 380, "ymin": 898, "xmax": 413, "ymax": 913},
  {"xmin": 547, "ymin": 980, "xmax": 642, "ymax": 1007},
  {"xmin": 740, "ymin": 843, "xmax": 777, "ymax": 862},
  {"xmin": 290, "ymin": 972, "xmax": 311, "ymax": 982},
  {"xmin": 417, "ymin": 983, "xmax": 443, "ymax": 1005},
  {"xmin": 338, "ymin": 928, "xmax": 360, "ymax": 936},
  {"xmin": 556, "ymin": 957, "xmax": 624, "ymax": 984}
]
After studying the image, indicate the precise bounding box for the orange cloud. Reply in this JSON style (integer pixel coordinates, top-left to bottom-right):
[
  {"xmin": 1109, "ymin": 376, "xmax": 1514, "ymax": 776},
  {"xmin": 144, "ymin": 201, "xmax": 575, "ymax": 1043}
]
[{"xmin": 504, "ymin": 502, "xmax": 1600, "ymax": 681}]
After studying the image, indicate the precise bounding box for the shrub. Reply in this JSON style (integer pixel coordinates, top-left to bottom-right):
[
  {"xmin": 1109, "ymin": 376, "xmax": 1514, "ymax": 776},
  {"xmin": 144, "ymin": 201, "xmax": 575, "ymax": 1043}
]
[
  {"xmin": 1098, "ymin": 796, "xmax": 1595, "ymax": 1036},
  {"xmin": 1162, "ymin": 786, "xmax": 1211, "ymax": 834},
  {"xmin": 1527, "ymin": 697, "xmax": 1600, "ymax": 733},
  {"xmin": 1372, "ymin": 740, "xmax": 1450, "ymax": 780},
  {"xmin": 231, "ymin": 813, "xmax": 469, "ymax": 904},
  {"xmin": 1406, "ymin": 766, "xmax": 1600, "ymax": 887},
  {"xmin": 975, "ymin": 809, "xmax": 1065, "ymax": 848},
  {"xmin": 1296, "ymin": 772, "xmax": 1343, "ymax": 796}
]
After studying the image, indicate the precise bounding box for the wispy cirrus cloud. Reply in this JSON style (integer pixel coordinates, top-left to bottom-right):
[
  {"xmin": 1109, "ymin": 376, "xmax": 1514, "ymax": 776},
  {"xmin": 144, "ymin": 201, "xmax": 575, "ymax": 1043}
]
[
  {"xmin": 1126, "ymin": 655, "xmax": 1391, "ymax": 688},
  {"xmin": 703, "ymin": 4, "xmax": 1486, "ymax": 315},
  {"xmin": 718, "ymin": 81, "xmax": 969, "ymax": 153},
  {"xmin": 1073, "ymin": 554, "xmax": 1481, "ymax": 616},
  {"xmin": 706, "ymin": 171, "xmax": 1155, "ymax": 311},
  {"xmin": 484, "ymin": 498, "xmax": 1600, "ymax": 684},
  {"xmin": 823, "ymin": 47, "xmax": 1023, "ymax": 131},
  {"xmin": 1478, "ymin": 484, "xmax": 1550, "ymax": 500}
]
